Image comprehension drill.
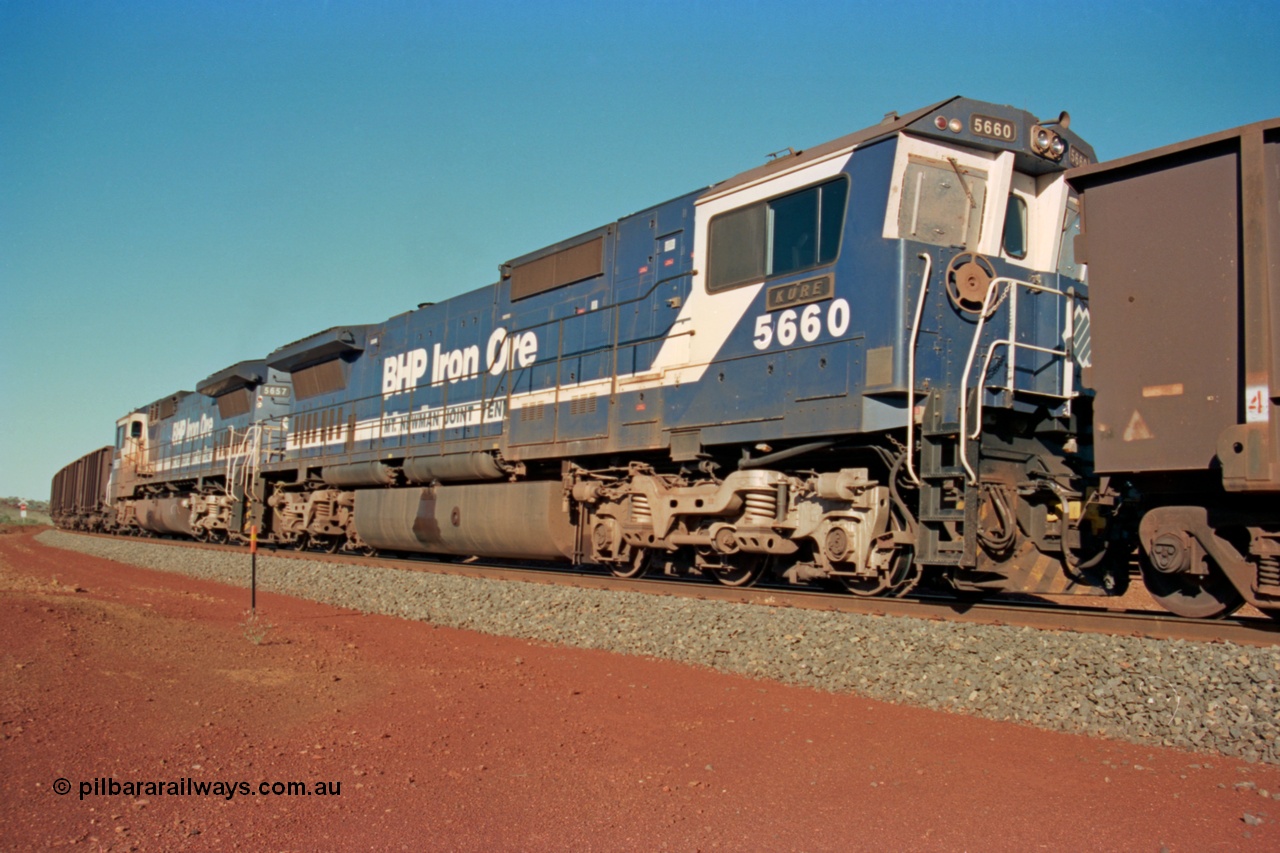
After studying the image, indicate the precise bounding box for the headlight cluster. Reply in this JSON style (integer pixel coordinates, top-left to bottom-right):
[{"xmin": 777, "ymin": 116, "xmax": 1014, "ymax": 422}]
[{"xmin": 1032, "ymin": 125, "xmax": 1068, "ymax": 161}]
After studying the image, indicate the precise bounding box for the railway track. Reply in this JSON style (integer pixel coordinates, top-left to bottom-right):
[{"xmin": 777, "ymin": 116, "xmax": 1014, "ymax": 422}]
[{"xmin": 67, "ymin": 530, "xmax": 1280, "ymax": 648}]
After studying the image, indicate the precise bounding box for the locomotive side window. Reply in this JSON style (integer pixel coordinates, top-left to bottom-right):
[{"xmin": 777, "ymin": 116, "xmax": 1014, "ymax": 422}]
[
  {"xmin": 708, "ymin": 204, "xmax": 766, "ymax": 291},
  {"xmin": 708, "ymin": 176, "xmax": 848, "ymax": 292},
  {"xmin": 769, "ymin": 179, "xmax": 848, "ymax": 277},
  {"xmin": 898, "ymin": 156, "xmax": 987, "ymax": 249},
  {"xmin": 1002, "ymin": 194, "xmax": 1028, "ymax": 260}
]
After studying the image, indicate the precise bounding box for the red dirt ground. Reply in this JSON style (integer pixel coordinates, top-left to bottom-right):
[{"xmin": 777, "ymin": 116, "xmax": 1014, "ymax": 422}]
[{"xmin": 3, "ymin": 527, "xmax": 1279, "ymax": 851}]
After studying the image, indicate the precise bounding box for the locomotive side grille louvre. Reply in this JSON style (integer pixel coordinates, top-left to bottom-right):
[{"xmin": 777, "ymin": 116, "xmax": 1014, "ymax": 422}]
[
  {"xmin": 147, "ymin": 398, "xmax": 179, "ymax": 421},
  {"xmin": 520, "ymin": 403, "xmax": 546, "ymax": 422},
  {"xmin": 216, "ymin": 388, "xmax": 253, "ymax": 419},
  {"xmin": 159, "ymin": 397, "xmax": 178, "ymax": 420},
  {"xmin": 569, "ymin": 395, "xmax": 597, "ymax": 416},
  {"xmin": 510, "ymin": 236, "xmax": 604, "ymax": 301},
  {"xmin": 292, "ymin": 359, "xmax": 346, "ymax": 401}
]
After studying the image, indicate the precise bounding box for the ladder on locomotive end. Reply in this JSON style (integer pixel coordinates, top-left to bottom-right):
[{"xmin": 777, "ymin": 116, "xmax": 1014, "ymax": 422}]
[
  {"xmin": 224, "ymin": 422, "xmax": 286, "ymax": 535},
  {"xmin": 909, "ymin": 260, "xmax": 1083, "ymax": 569},
  {"xmin": 916, "ymin": 391, "xmax": 980, "ymax": 567}
]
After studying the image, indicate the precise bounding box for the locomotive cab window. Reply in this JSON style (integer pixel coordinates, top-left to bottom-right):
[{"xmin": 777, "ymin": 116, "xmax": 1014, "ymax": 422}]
[
  {"xmin": 1057, "ymin": 199, "xmax": 1083, "ymax": 279},
  {"xmin": 1002, "ymin": 193, "xmax": 1028, "ymax": 260},
  {"xmin": 708, "ymin": 176, "xmax": 848, "ymax": 292},
  {"xmin": 898, "ymin": 156, "xmax": 987, "ymax": 249}
]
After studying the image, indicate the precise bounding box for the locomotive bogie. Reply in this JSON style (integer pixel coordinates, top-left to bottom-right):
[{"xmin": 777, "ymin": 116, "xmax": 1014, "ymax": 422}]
[{"xmin": 570, "ymin": 463, "xmax": 900, "ymax": 589}]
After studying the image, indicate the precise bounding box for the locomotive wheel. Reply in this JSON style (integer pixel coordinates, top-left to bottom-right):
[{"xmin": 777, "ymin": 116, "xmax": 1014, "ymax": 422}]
[
  {"xmin": 840, "ymin": 573, "xmax": 894, "ymax": 597},
  {"xmin": 323, "ymin": 536, "xmax": 343, "ymax": 554},
  {"xmin": 714, "ymin": 554, "xmax": 767, "ymax": 588},
  {"xmin": 839, "ymin": 518, "xmax": 917, "ymax": 597},
  {"xmin": 609, "ymin": 547, "xmax": 651, "ymax": 579},
  {"xmin": 1139, "ymin": 558, "xmax": 1243, "ymax": 619},
  {"xmin": 291, "ymin": 533, "xmax": 310, "ymax": 552},
  {"xmin": 843, "ymin": 562, "xmax": 920, "ymax": 598}
]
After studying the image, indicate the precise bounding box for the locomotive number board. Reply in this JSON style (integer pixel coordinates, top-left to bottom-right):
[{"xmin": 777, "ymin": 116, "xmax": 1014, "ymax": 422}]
[{"xmin": 970, "ymin": 114, "xmax": 1017, "ymax": 142}]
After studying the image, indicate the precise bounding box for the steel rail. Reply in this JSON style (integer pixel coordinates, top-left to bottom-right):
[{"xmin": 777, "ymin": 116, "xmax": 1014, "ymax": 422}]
[{"xmin": 55, "ymin": 530, "xmax": 1280, "ymax": 648}]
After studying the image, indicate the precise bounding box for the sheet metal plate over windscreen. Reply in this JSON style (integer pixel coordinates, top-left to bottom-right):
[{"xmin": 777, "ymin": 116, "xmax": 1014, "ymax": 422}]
[{"xmin": 1077, "ymin": 147, "xmax": 1239, "ymax": 473}]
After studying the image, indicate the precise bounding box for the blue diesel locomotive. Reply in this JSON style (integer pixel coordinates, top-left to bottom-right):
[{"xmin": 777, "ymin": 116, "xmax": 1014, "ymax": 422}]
[{"xmin": 54, "ymin": 96, "xmax": 1119, "ymax": 602}]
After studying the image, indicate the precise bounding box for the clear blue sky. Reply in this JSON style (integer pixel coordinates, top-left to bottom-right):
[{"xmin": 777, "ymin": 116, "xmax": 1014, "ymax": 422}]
[{"xmin": 2, "ymin": 0, "xmax": 1277, "ymax": 500}]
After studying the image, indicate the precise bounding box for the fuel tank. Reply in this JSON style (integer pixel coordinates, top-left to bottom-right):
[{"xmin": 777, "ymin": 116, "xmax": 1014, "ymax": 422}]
[
  {"xmin": 134, "ymin": 497, "xmax": 195, "ymax": 536},
  {"xmin": 353, "ymin": 481, "xmax": 575, "ymax": 560}
]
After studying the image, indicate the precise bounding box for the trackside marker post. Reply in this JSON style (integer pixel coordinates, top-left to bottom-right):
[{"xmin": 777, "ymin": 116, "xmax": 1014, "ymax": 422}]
[{"xmin": 250, "ymin": 525, "xmax": 258, "ymax": 614}]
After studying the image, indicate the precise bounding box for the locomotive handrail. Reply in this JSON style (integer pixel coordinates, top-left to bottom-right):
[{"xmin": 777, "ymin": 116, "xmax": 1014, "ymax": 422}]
[
  {"xmin": 958, "ymin": 276, "xmax": 1078, "ymax": 484},
  {"xmin": 905, "ymin": 252, "xmax": 932, "ymax": 486}
]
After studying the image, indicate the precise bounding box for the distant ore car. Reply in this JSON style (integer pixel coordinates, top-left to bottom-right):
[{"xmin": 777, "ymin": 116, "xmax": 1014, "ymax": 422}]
[{"xmin": 51, "ymin": 97, "xmax": 1280, "ymax": 619}]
